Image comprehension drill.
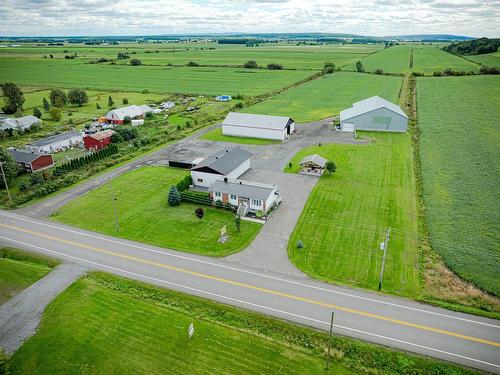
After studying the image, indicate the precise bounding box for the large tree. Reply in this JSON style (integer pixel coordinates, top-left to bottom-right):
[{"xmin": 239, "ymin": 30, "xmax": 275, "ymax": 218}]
[
  {"xmin": 49, "ymin": 89, "xmax": 67, "ymax": 107},
  {"xmin": 0, "ymin": 147, "xmax": 19, "ymax": 188},
  {"xmin": 1, "ymin": 82, "xmax": 25, "ymax": 114},
  {"xmin": 68, "ymin": 88, "xmax": 88, "ymax": 106}
]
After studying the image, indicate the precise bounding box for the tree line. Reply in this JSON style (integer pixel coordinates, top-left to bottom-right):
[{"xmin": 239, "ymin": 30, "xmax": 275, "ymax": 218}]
[{"xmin": 53, "ymin": 144, "xmax": 118, "ymax": 175}]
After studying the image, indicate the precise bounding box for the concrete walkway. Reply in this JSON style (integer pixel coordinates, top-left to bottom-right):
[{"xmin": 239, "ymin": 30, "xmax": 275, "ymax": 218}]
[{"xmin": 0, "ymin": 263, "xmax": 87, "ymax": 354}]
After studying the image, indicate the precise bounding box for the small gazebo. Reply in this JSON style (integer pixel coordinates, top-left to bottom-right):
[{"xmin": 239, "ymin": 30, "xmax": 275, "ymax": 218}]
[{"xmin": 299, "ymin": 154, "xmax": 327, "ymax": 176}]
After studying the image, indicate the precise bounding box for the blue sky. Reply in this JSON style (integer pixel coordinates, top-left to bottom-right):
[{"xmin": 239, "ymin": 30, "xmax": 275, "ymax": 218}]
[{"xmin": 0, "ymin": 0, "xmax": 498, "ymax": 37}]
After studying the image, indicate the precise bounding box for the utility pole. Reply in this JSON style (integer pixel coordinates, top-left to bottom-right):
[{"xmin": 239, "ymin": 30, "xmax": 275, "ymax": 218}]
[
  {"xmin": 0, "ymin": 162, "xmax": 12, "ymax": 206},
  {"xmin": 378, "ymin": 228, "xmax": 391, "ymax": 290},
  {"xmin": 326, "ymin": 311, "xmax": 334, "ymax": 371},
  {"xmin": 109, "ymin": 177, "xmax": 120, "ymax": 232}
]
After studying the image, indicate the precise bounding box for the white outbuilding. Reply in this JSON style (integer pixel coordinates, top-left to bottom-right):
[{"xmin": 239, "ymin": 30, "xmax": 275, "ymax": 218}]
[
  {"xmin": 191, "ymin": 147, "xmax": 252, "ymax": 189},
  {"xmin": 27, "ymin": 130, "xmax": 83, "ymax": 153},
  {"xmin": 340, "ymin": 96, "xmax": 408, "ymax": 133},
  {"xmin": 221, "ymin": 112, "xmax": 295, "ymax": 141}
]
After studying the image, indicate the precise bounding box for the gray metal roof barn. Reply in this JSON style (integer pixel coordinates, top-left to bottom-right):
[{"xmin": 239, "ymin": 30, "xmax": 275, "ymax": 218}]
[{"xmin": 340, "ymin": 96, "xmax": 408, "ymax": 133}]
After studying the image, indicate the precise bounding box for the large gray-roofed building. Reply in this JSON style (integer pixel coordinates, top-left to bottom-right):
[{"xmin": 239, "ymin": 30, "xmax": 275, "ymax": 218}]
[
  {"xmin": 340, "ymin": 96, "xmax": 408, "ymax": 133},
  {"xmin": 28, "ymin": 130, "xmax": 83, "ymax": 153},
  {"xmin": 221, "ymin": 112, "xmax": 295, "ymax": 141},
  {"xmin": 0, "ymin": 115, "xmax": 41, "ymax": 131}
]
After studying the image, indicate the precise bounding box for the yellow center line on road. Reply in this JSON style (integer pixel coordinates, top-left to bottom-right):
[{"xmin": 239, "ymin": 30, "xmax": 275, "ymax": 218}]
[{"xmin": 2, "ymin": 222, "xmax": 499, "ymax": 348}]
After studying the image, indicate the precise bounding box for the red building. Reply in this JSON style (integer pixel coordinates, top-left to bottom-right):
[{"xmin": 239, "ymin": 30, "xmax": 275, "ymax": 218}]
[
  {"xmin": 83, "ymin": 130, "xmax": 114, "ymax": 151},
  {"xmin": 8, "ymin": 149, "xmax": 54, "ymax": 173}
]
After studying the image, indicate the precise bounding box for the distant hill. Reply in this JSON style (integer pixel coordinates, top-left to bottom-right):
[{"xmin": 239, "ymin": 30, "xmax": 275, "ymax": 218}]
[
  {"xmin": 443, "ymin": 37, "xmax": 500, "ymax": 55},
  {"xmin": 384, "ymin": 34, "xmax": 474, "ymax": 41}
]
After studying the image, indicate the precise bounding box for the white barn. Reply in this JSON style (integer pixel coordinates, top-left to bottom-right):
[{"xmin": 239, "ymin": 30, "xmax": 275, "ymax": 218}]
[
  {"xmin": 191, "ymin": 147, "xmax": 252, "ymax": 189},
  {"xmin": 340, "ymin": 96, "xmax": 408, "ymax": 133},
  {"xmin": 221, "ymin": 112, "xmax": 295, "ymax": 141},
  {"xmin": 105, "ymin": 105, "xmax": 153, "ymax": 124},
  {"xmin": 27, "ymin": 130, "xmax": 83, "ymax": 153}
]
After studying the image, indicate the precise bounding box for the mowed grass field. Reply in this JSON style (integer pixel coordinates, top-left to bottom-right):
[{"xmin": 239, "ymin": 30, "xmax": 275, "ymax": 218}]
[
  {"xmin": 0, "ymin": 43, "xmax": 382, "ymax": 70},
  {"xmin": 344, "ymin": 45, "xmax": 412, "ymax": 73},
  {"xmin": 244, "ymin": 72, "xmax": 403, "ymax": 122},
  {"xmin": 0, "ymin": 58, "xmax": 314, "ymax": 96},
  {"xmin": 412, "ymin": 46, "xmax": 479, "ymax": 74},
  {"xmin": 417, "ymin": 75, "xmax": 500, "ymax": 296},
  {"xmin": 9, "ymin": 272, "xmax": 354, "ymax": 375},
  {"xmin": 201, "ymin": 127, "xmax": 280, "ymax": 145},
  {"xmin": 0, "ymin": 248, "xmax": 58, "ymax": 305},
  {"xmin": 52, "ymin": 166, "xmax": 262, "ymax": 256},
  {"xmin": 286, "ymin": 133, "xmax": 419, "ymax": 297},
  {"xmin": 466, "ymin": 51, "xmax": 500, "ymax": 68}
]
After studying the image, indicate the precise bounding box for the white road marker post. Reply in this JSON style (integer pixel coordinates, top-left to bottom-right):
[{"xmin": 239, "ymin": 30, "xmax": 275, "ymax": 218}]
[
  {"xmin": 378, "ymin": 228, "xmax": 391, "ymax": 290},
  {"xmin": 188, "ymin": 322, "xmax": 195, "ymax": 339}
]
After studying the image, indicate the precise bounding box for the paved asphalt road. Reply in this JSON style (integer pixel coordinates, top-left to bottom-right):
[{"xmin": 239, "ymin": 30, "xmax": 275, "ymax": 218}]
[{"xmin": 0, "ymin": 211, "xmax": 499, "ymax": 373}]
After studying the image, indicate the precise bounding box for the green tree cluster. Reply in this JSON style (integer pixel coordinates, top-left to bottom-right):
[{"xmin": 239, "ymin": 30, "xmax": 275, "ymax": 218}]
[
  {"xmin": 1, "ymin": 82, "xmax": 25, "ymax": 114},
  {"xmin": 53, "ymin": 144, "xmax": 118, "ymax": 175}
]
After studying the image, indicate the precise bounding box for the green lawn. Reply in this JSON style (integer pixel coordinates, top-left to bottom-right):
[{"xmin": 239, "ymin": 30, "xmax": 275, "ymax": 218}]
[
  {"xmin": 200, "ymin": 127, "xmax": 281, "ymax": 145},
  {"xmin": 417, "ymin": 75, "xmax": 500, "ymax": 296},
  {"xmin": 244, "ymin": 72, "xmax": 403, "ymax": 122},
  {"xmin": 0, "ymin": 58, "xmax": 315, "ymax": 96},
  {"xmin": 0, "ymin": 248, "xmax": 59, "ymax": 305},
  {"xmin": 52, "ymin": 166, "xmax": 262, "ymax": 256},
  {"xmin": 8, "ymin": 272, "xmax": 475, "ymax": 375},
  {"xmin": 286, "ymin": 133, "xmax": 420, "ymax": 297},
  {"xmin": 412, "ymin": 46, "xmax": 479, "ymax": 74},
  {"xmin": 466, "ymin": 51, "xmax": 500, "ymax": 68}
]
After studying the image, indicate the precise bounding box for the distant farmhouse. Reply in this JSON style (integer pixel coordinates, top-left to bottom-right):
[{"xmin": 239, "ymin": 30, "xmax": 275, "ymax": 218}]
[
  {"xmin": 215, "ymin": 95, "xmax": 232, "ymax": 102},
  {"xmin": 105, "ymin": 104, "xmax": 153, "ymax": 124},
  {"xmin": 221, "ymin": 112, "xmax": 295, "ymax": 141},
  {"xmin": 8, "ymin": 148, "xmax": 54, "ymax": 173},
  {"xmin": 0, "ymin": 115, "xmax": 41, "ymax": 132},
  {"xmin": 191, "ymin": 147, "xmax": 251, "ymax": 189},
  {"xmin": 210, "ymin": 179, "xmax": 280, "ymax": 216},
  {"xmin": 27, "ymin": 130, "xmax": 83, "ymax": 153},
  {"xmin": 340, "ymin": 96, "xmax": 408, "ymax": 133}
]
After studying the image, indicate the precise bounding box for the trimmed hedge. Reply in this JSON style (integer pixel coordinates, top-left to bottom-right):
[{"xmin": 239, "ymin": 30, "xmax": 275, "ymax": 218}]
[{"xmin": 54, "ymin": 144, "xmax": 118, "ymax": 175}]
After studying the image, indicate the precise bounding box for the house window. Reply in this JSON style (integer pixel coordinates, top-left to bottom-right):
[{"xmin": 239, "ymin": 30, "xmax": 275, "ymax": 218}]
[
  {"xmin": 252, "ymin": 199, "xmax": 261, "ymax": 206},
  {"xmin": 197, "ymin": 178, "xmax": 203, "ymax": 183},
  {"xmin": 230, "ymin": 194, "xmax": 237, "ymax": 200},
  {"xmin": 215, "ymin": 192, "xmax": 221, "ymax": 198}
]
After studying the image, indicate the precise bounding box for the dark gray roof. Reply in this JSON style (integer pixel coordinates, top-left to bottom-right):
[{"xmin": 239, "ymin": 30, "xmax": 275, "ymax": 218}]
[
  {"xmin": 223, "ymin": 112, "xmax": 294, "ymax": 131},
  {"xmin": 191, "ymin": 147, "xmax": 252, "ymax": 175},
  {"xmin": 8, "ymin": 148, "xmax": 48, "ymax": 164},
  {"xmin": 210, "ymin": 180, "xmax": 277, "ymax": 200},
  {"xmin": 30, "ymin": 130, "xmax": 82, "ymax": 147}
]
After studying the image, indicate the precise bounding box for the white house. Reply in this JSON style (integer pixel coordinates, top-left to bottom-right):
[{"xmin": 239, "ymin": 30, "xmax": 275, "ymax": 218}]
[
  {"xmin": 0, "ymin": 115, "xmax": 41, "ymax": 132},
  {"xmin": 221, "ymin": 112, "xmax": 295, "ymax": 141},
  {"xmin": 27, "ymin": 130, "xmax": 83, "ymax": 153},
  {"xmin": 191, "ymin": 147, "xmax": 252, "ymax": 189},
  {"xmin": 340, "ymin": 96, "xmax": 408, "ymax": 133},
  {"xmin": 209, "ymin": 179, "xmax": 281, "ymax": 216},
  {"xmin": 215, "ymin": 95, "xmax": 231, "ymax": 102},
  {"xmin": 105, "ymin": 104, "xmax": 153, "ymax": 124}
]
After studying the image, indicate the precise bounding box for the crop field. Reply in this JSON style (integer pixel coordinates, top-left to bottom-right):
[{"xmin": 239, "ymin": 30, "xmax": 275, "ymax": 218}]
[
  {"xmin": 244, "ymin": 72, "xmax": 403, "ymax": 122},
  {"xmin": 417, "ymin": 75, "xmax": 500, "ymax": 296},
  {"xmin": 8, "ymin": 272, "xmax": 354, "ymax": 375},
  {"xmin": 0, "ymin": 248, "xmax": 58, "ymax": 305},
  {"xmin": 200, "ymin": 127, "xmax": 280, "ymax": 145},
  {"xmin": 466, "ymin": 51, "xmax": 500, "ymax": 67},
  {"xmin": 285, "ymin": 133, "xmax": 419, "ymax": 297},
  {"xmin": 52, "ymin": 166, "xmax": 262, "ymax": 256},
  {"xmin": 343, "ymin": 45, "xmax": 412, "ymax": 73},
  {"xmin": 0, "ymin": 58, "xmax": 314, "ymax": 96},
  {"xmin": 412, "ymin": 46, "xmax": 479, "ymax": 73},
  {"xmin": 0, "ymin": 43, "xmax": 382, "ymax": 70}
]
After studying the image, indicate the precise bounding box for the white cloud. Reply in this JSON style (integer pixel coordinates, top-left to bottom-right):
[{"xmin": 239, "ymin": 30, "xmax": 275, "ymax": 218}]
[{"xmin": 0, "ymin": 0, "xmax": 498, "ymax": 37}]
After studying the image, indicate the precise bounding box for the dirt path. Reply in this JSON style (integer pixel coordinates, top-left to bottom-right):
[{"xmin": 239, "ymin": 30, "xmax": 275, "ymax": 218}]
[{"xmin": 0, "ymin": 263, "xmax": 87, "ymax": 355}]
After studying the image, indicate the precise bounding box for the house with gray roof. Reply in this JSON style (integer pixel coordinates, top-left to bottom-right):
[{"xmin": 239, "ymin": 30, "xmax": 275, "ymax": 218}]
[
  {"xmin": 340, "ymin": 96, "xmax": 408, "ymax": 133},
  {"xmin": 221, "ymin": 112, "xmax": 295, "ymax": 141},
  {"xmin": 27, "ymin": 130, "xmax": 83, "ymax": 153},
  {"xmin": 191, "ymin": 147, "xmax": 252, "ymax": 189},
  {"xmin": 0, "ymin": 115, "xmax": 41, "ymax": 132},
  {"xmin": 8, "ymin": 148, "xmax": 54, "ymax": 173},
  {"xmin": 209, "ymin": 179, "xmax": 281, "ymax": 216}
]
